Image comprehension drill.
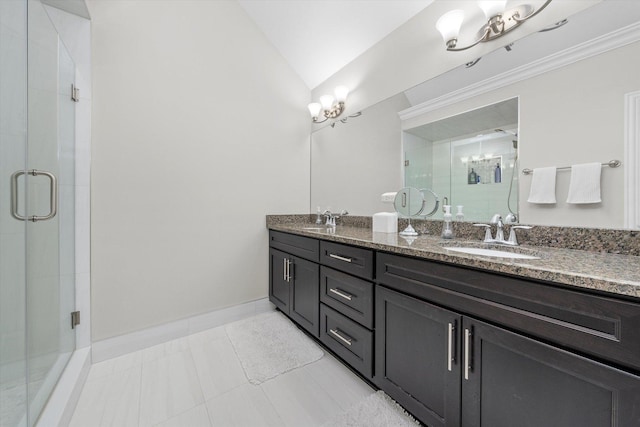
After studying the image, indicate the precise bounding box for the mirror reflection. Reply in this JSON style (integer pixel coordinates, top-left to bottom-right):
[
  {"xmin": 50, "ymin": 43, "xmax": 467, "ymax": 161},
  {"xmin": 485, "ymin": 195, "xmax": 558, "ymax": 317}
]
[
  {"xmin": 310, "ymin": 2, "xmax": 640, "ymax": 230},
  {"xmin": 403, "ymin": 98, "xmax": 518, "ymax": 223}
]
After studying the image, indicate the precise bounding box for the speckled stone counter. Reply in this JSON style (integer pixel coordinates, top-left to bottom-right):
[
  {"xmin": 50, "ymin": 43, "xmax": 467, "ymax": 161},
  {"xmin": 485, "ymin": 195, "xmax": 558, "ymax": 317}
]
[{"xmin": 267, "ymin": 215, "xmax": 640, "ymax": 300}]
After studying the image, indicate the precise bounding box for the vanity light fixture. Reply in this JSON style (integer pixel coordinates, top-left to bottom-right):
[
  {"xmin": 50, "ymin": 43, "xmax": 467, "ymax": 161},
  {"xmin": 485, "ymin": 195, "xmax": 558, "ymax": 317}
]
[
  {"xmin": 436, "ymin": 0, "xmax": 553, "ymax": 51},
  {"xmin": 308, "ymin": 86, "xmax": 350, "ymax": 124}
]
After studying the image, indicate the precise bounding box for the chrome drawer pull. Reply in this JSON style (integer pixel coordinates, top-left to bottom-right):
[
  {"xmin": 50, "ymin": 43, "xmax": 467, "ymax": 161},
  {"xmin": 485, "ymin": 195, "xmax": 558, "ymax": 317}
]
[
  {"xmin": 329, "ymin": 253, "xmax": 352, "ymax": 263},
  {"xmin": 329, "ymin": 328, "xmax": 353, "ymax": 346},
  {"xmin": 464, "ymin": 328, "xmax": 472, "ymax": 380},
  {"xmin": 329, "ymin": 288, "xmax": 353, "ymax": 301}
]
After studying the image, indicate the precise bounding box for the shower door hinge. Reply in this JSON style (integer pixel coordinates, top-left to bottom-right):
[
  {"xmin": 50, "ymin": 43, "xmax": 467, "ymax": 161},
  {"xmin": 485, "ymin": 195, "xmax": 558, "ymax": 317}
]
[
  {"xmin": 71, "ymin": 311, "xmax": 81, "ymax": 329},
  {"xmin": 404, "ymin": 160, "xmax": 410, "ymax": 167},
  {"xmin": 71, "ymin": 84, "xmax": 80, "ymax": 102}
]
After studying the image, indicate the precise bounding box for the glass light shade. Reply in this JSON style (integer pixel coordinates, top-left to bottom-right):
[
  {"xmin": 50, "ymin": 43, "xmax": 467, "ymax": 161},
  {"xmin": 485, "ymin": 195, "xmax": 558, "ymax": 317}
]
[
  {"xmin": 319, "ymin": 95, "xmax": 335, "ymax": 110},
  {"xmin": 308, "ymin": 102, "xmax": 322, "ymax": 118},
  {"xmin": 477, "ymin": 1, "xmax": 507, "ymax": 18},
  {"xmin": 334, "ymin": 86, "xmax": 349, "ymax": 103},
  {"xmin": 435, "ymin": 10, "xmax": 464, "ymax": 43}
]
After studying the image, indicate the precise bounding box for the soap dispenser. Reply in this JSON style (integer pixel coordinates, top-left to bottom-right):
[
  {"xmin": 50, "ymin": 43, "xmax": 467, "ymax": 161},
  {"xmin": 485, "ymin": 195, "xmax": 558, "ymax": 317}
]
[
  {"xmin": 455, "ymin": 205, "xmax": 465, "ymax": 221},
  {"xmin": 441, "ymin": 205, "xmax": 455, "ymax": 239}
]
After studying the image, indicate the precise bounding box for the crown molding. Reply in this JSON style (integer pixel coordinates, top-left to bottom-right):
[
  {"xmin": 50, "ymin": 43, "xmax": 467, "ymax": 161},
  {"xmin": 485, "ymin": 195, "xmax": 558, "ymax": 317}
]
[{"xmin": 399, "ymin": 21, "xmax": 640, "ymax": 121}]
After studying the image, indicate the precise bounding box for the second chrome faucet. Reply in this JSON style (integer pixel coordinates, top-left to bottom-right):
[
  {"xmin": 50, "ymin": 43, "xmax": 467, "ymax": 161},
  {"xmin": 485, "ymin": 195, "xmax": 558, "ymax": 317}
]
[{"xmin": 474, "ymin": 214, "xmax": 532, "ymax": 246}]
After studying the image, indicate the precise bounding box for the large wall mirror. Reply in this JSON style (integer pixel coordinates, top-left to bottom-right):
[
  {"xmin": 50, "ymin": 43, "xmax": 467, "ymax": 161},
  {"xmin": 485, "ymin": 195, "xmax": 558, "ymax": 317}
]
[{"xmin": 310, "ymin": 1, "xmax": 640, "ymax": 229}]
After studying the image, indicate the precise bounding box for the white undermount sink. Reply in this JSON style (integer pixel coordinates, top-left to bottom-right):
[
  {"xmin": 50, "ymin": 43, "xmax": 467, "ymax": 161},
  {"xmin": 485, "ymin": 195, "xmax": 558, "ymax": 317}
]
[{"xmin": 444, "ymin": 246, "xmax": 541, "ymax": 260}]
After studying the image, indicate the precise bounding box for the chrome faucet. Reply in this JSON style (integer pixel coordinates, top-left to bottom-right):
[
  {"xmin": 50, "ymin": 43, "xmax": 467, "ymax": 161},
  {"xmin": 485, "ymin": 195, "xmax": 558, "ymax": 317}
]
[
  {"xmin": 490, "ymin": 214, "xmax": 505, "ymax": 242},
  {"xmin": 323, "ymin": 209, "xmax": 348, "ymax": 227},
  {"xmin": 474, "ymin": 214, "xmax": 532, "ymax": 246}
]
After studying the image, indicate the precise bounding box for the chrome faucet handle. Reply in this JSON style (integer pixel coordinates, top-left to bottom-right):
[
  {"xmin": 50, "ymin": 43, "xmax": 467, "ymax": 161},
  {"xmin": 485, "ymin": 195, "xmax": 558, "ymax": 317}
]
[
  {"xmin": 489, "ymin": 214, "xmax": 504, "ymax": 241},
  {"xmin": 507, "ymin": 225, "xmax": 533, "ymax": 246},
  {"xmin": 473, "ymin": 224, "xmax": 493, "ymax": 242}
]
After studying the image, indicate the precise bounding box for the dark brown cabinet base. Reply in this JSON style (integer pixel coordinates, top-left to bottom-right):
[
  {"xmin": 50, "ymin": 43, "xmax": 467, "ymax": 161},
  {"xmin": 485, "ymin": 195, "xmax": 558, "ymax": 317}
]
[
  {"xmin": 375, "ymin": 285, "xmax": 461, "ymax": 427},
  {"xmin": 376, "ymin": 284, "xmax": 640, "ymax": 427},
  {"xmin": 268, "ymin": 231, "xmax": 640, "ymax": 427},
  {"xmin": 463, "ymin": 318, "xmax": 640, "ymax": 427},
  {"xmin": 269, "ymin": 247, "xmax": 320, "ymax": 337}
]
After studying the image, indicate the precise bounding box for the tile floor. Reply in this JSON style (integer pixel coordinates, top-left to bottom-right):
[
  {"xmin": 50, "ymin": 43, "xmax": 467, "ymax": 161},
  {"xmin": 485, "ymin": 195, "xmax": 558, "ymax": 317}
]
[{"xmin": 69, "ymin": 313, "xmax": 375, "ymax": 426}]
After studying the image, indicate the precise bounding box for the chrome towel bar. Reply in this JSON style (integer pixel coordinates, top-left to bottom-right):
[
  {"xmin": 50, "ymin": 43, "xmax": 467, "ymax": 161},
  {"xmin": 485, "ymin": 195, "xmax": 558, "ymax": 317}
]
[{"xmin": 522, "ymin": 160, "xmax": 620, "ymax": 175}]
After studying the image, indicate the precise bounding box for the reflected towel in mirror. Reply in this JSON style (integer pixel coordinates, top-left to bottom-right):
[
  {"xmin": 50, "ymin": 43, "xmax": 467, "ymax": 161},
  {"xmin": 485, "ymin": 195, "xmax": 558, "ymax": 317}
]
[
  {"xmin": 566, "ymin": 162, "xmax": 602, "ymax": 204},
  {"xmin": 527, "ymin": 166, "xmax": 557, "ymax": 204}
]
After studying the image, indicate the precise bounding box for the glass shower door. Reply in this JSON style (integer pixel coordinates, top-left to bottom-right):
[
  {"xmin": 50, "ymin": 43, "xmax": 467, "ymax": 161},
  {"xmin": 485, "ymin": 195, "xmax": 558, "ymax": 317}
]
[
  {"xmin": 0, "ymin": 0, "xmax": 28, "ymax": 426},
  {"xmin": 0, "ymin": 1, "xmax": 76, "ymax": 425},
  {"xmin": 25, "ymin": 1, "xmax": 76, "ymax": 424}
]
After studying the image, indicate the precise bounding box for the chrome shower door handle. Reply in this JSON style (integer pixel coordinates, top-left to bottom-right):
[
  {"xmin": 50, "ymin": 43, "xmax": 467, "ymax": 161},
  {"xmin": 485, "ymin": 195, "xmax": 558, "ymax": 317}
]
[
  {"xmin": 11, "ymin": 170, "xmax": 27, "ymax": 221},
  {"xmin": 11, "ymin": 169, "xmax": 58, "ymax": 222}
]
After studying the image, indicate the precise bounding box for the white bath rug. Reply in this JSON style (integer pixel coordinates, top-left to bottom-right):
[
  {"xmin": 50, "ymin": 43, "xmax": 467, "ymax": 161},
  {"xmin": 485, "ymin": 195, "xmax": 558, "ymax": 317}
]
[
  {"xmin": 225, "ymin": 311, "xmax": 323, "ymax": 384},
  {"xmin": 322, "ymin": 391, "xmax": 420, "ymax": 427}
]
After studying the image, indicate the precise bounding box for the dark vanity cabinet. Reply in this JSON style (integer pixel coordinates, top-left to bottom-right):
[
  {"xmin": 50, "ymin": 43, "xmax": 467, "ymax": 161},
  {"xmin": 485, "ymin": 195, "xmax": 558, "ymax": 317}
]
[
  {"xmin": 318, "ymin": 241, "xmax": 375, "ymax": 379},
  {"xmin": 375, "ymin": 252, "xmax": 640, "ymax": 427},
  {"xmin": 375, "ymin": 286, "xmax": 462, "ymax": 427},
  {"xmin": 462, "ymin": 318, "xmax": 640, "ymax": 427},
  {"xmin": 268, "ymin": 230, "xmax": 640, "ymax": 426},
  {"xmin": 269, "ymin": 231, "xmax": 320, "ymax": 337}
]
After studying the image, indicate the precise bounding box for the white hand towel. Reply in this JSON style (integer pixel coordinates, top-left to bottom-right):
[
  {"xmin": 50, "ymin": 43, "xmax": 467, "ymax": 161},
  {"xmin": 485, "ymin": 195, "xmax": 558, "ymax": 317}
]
[
  {"xmin": 566, "ymin": 162, "xmax": 602, "ymax": 204},
  {"xmin": 527, "ymin": 167, "xmax": 557, "ymax": 204}
]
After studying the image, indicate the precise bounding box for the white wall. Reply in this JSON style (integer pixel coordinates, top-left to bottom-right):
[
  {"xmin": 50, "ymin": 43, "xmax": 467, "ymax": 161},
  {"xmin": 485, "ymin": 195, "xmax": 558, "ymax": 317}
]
[{"xmin": 88, "ymin": 0, "xmax": 310, "ymax": 341}]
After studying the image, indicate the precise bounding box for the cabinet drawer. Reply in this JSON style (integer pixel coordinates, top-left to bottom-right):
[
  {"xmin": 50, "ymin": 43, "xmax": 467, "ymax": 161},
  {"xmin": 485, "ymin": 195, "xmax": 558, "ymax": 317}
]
[
  {"xmin": 320, "ymin": 241, "xmax": 374, "ymax": 280},
  {"xmin": 320, "ymin": 266, "xmax": 373, "ymax": 329},
  {"xmin": 377, "ymin": 252, "xmax": 640, "ymax": 372},
  {"xmin": 269, "ymin": 230, "xmax": 319, "ymax": 262},
  {"xmin": 320, "ymin": 304, "xmax": 373, "ymax": 379}
]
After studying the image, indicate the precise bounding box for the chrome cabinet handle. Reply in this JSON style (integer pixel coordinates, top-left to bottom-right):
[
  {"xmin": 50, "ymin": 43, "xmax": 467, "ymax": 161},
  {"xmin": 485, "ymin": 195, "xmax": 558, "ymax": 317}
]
[
  {"xmin": 284, "ymin": 259, "xmax": 291, "ymax": 282},
  {"xmin": 329, "ymin": 288, "xmax": 353, "ymax": 301},
  {"xmin": 464, "ymin": 328, "xmax": 472, "ymax": 380},
  {"xmin": 329, "ymin": 253, "xmax": 352, "ymax": 263},
  {"xmin": 329, "ymin": 328, "xmax": 353, "ymax": 346},
  {"xmin": 447, "ymin": 322, "xmax": 455, "ymax": 371},
  {"xmin": 288, "ymin": 260, "xmax": 294, "ymax": 282},
  {"xmin": 283, "ymin": 258, "xmax": 292, "ymax": 282},
  {"xmin": 11, "ymin": 169, "xmax": 58, "ymax": 222}
]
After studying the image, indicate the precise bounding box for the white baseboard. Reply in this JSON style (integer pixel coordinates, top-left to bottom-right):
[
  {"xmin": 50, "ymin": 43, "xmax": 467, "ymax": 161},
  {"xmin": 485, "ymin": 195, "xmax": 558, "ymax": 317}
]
[
  {"xmin": 36, "ymin": 347, "xmax": 91, "ymax": 427},
  {"xmin": 92, "ymin": 298, "xmax": 275, "ymax": 363}
]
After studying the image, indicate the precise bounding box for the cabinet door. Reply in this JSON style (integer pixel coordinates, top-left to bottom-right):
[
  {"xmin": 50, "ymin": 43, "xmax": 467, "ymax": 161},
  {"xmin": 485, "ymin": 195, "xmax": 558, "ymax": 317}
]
[
  {"xmin": 462, "ymin": 318, "xmax": 640, "ymax": 427},
  {"xmin": 289, "ymin": 256, "xmax": 320, "ymax": 337},
  {"xmin": 375, "ymin": 286, "xmax": 462, "ymax": 427},
  {"xmin": 269, "ymin": 248, "xmax": 290, "ymax": 313}
]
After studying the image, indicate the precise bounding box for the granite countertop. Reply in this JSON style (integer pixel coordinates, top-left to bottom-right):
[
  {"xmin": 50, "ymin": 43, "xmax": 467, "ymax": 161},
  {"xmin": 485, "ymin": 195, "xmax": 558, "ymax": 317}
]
[{"xmin": 267, "ymin": 220, "xmax": 640, "ymax": 300}]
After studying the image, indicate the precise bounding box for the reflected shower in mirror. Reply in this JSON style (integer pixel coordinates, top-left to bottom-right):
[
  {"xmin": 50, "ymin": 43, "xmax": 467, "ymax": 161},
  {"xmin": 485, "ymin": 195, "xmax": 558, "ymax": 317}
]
[{"xmin": 403, "ymin": 98, "xmax": 518, "ymax": 223}]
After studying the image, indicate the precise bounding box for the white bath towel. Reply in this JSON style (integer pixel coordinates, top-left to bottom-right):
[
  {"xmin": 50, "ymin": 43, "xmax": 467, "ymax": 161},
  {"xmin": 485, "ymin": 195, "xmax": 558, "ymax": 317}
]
[
  {"xmin": 566, "ymin": 162, "xmax": 602, "ymax": 204},
  {"xmin": 527, "ymin": 166, "xmax": 557, "ymax": 204}
]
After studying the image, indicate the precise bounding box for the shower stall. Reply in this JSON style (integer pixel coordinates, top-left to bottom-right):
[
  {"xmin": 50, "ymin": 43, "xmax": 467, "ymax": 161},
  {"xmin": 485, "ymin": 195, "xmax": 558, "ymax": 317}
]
[{"xmin": 1, "ymin": 0, "xmax": 85, "ymax": 425}]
